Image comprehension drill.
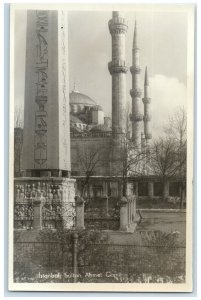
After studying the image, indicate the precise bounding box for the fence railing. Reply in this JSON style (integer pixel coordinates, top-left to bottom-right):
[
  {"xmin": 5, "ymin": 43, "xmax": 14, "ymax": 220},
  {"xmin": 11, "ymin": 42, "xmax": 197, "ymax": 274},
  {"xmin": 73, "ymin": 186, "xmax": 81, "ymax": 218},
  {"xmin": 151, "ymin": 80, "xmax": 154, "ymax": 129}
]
[
  {"xmin": 84, "ymin": 206, "xmax": 119, "ymax": 230},
  {"xmin": 14, "ymin": 201, "xmax": 34, "ymax": 230},
  {"xmin": 14, "ymin": 200, "xmax": 76, "ymax": 230},
  {"xmin": 14, "ymin": 195, "xmax": 138, "ymax": 232}
]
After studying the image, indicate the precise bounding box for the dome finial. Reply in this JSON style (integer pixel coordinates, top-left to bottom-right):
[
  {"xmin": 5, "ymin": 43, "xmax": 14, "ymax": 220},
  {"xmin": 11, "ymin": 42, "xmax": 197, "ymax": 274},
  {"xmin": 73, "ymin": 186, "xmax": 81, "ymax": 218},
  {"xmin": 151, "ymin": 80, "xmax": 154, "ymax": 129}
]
[{"xmin": 73, "ymin": 80, "xmax": 79, "ymax": 93}]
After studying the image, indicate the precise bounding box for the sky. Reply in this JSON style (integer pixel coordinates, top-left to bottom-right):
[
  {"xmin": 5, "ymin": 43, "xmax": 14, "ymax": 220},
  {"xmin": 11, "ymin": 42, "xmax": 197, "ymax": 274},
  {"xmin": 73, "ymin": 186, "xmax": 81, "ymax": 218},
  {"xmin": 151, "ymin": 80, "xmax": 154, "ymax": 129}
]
[{"xmin": 14, "ymin": 6, "xmax": 189, "ymax": 138}]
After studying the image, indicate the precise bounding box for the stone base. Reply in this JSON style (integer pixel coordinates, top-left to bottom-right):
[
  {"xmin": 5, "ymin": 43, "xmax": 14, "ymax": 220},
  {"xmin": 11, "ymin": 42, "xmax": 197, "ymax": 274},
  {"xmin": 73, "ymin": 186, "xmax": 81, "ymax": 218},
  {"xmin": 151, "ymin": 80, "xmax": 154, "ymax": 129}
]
[
  {"xmin": 14, "ymin": 177, "xmax": 76, "ymax": 229},
  {"xmin": 127, "ymin": 215, "xmax": 141, "ymax": 233}
]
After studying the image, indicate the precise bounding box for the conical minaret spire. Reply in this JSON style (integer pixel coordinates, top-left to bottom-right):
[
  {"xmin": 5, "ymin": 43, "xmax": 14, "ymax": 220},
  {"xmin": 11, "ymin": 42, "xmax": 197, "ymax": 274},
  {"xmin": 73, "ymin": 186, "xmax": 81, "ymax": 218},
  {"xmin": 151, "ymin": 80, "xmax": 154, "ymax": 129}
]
[
  {"xmin": 144, "ymin": 66, "xmax": 148, "ymax": 86},
  {"xmin": 133, "ymin": 20, "xmax": 138, "ymax": 49},
  {"xmin": 130, "ymin": 20, "xmax": 143, "ymax": 148},
  {"xmin": 142, "ymin": 66, "xmax": 152, "ymax": 147}
]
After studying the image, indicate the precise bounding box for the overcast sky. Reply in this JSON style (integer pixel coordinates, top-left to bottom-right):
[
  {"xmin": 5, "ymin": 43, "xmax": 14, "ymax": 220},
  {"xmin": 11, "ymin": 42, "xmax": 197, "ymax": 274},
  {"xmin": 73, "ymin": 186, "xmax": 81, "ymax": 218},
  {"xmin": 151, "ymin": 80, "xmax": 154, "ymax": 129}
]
[{"xmin": 14, "ymin": 7, "xmax": 189, "ymax": 138}]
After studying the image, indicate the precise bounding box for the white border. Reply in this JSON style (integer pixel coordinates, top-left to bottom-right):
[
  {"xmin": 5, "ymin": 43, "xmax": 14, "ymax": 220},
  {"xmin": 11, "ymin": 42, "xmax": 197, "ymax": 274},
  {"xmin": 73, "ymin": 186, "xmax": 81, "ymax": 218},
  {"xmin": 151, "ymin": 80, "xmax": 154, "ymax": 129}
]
[{"xmin": 5, "ymin": 1, "xmax": 194, "ymax": 292}]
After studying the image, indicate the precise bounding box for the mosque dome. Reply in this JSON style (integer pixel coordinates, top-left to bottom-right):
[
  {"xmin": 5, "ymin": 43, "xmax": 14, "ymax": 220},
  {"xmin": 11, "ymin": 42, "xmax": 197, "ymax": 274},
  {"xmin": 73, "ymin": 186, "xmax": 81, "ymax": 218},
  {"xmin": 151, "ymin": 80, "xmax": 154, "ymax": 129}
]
[{"xmin": 69, "ymin": 90, "xmax": 96, "ymax": 106}]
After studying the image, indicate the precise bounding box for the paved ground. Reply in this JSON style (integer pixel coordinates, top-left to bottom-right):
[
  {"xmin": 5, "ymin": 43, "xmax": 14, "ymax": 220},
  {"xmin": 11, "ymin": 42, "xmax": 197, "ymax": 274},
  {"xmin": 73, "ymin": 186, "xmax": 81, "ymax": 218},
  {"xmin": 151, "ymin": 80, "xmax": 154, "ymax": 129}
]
[
  {"xmin": 108, "ymin": 210, "xmax": 186, "ymax": 245},
  {"xmin": 136, "ymin": 210, "xmax": 186, "ymax": 242}
]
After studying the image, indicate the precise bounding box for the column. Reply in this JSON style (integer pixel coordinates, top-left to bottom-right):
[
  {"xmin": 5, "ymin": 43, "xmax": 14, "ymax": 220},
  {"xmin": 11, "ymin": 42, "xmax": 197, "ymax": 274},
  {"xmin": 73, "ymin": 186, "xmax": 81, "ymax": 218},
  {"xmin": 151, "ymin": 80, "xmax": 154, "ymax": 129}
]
[
  {"xmin": 33, "ymin": 199, "xmax": 42, "ymax": 230},
  {"xmin": 134, "ymin": 182, "xmax": 138, "ymax": 196},
  {"xmin": 148, "ymin": 181, "xmax": 154, "ymax": 198},
  {"xmin": 163, "ymin": 181, "xmax": 170, "ymax": 199},
  {"xmin": 119, "ymin": 197, "xmax": 128, "ymax": 231},
  {"xmin": 75, "ymin": 196, "xmax": 85, "ymax": 230}
]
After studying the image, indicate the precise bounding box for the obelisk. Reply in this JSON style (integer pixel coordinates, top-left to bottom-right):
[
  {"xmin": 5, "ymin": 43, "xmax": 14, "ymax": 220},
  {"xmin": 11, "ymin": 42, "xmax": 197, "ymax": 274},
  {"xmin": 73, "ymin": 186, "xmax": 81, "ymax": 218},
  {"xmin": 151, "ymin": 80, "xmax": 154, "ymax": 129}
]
[
  {"xmin": 22, "ymin": 10, "xmax": 71, "ymax": 176},
  {"xmin": 16, "ymin": 10, "xmax": 75, "ymax": 229}
]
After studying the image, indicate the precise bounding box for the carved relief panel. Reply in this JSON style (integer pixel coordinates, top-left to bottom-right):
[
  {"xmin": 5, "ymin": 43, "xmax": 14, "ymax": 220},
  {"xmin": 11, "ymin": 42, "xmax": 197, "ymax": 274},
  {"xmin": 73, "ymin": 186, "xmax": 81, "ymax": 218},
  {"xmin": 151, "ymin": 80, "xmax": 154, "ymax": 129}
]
[{"xmin": 34, "ymin": 11, "xmax": 48, "ymax": 168}]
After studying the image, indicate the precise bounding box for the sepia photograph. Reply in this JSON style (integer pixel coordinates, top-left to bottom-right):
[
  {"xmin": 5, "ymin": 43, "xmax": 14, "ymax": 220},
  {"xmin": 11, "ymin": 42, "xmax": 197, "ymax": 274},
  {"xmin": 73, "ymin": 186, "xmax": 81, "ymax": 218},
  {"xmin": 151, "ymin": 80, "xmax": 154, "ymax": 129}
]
[{"xmin": 9, "ymin": 3, "xmax": 194, "ymax": 292}]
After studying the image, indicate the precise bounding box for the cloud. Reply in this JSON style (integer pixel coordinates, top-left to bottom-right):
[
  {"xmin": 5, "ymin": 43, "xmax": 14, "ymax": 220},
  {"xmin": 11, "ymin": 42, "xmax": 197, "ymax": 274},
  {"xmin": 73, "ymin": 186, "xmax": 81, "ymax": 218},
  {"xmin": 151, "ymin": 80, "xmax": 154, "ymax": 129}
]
[{"xmin": 149, "ymin": 74, "xmax": 187, "ymax": 138}]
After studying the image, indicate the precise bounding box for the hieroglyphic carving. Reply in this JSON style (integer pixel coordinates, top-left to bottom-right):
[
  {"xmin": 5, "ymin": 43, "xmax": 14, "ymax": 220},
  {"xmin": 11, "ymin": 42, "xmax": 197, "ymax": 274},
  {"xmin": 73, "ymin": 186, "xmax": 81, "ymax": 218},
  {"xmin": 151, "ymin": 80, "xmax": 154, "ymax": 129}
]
[
  {"xmin": 36, "ymin": 11, "xmax": 48, "ymax": 66},
  {"xmin": 34, "ymin": 11, "xmax": 48, "ymax": 168}
]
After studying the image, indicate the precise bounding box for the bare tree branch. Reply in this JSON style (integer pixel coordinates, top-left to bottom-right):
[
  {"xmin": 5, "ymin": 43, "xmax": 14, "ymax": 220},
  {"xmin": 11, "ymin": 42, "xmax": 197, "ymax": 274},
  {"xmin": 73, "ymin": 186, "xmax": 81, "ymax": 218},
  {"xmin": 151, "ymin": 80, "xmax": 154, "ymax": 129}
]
[{"xmin": 14, "ymin": 105, "xmax": 24, "ymax": 128}]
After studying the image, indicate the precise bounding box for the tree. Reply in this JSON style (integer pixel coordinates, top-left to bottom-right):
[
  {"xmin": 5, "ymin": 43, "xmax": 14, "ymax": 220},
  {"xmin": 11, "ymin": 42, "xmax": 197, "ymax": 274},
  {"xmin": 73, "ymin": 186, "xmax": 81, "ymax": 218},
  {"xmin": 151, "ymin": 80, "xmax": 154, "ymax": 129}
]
[
  {"xmin": 110, "ymin": 131, "xmax": 147, "ymax": 198},
  {"xmin": 14, "ymin": 105, "xmax": 24, "ymax": 128},
  {"xmin": 164, "ymin": 106, "xmax": 187, "ymax": 146},
  {"xmin": 164, "ymin": 106, "xmax": 187, "ymax": 207},
  {"xmin": 149, "ymin": 107, "xmax": 187, "ymax": 203},
  {"xmin": 110, "ymin": 104, "xmax": 148, "ymax": 198},
  {"xmin": 75, "ymin": 143, "xmax": 108, "ymax": 201},
  {"xmin": 150, "ymin": 138, "xmax": 180, "ymax": 200},
  {"xmin": 121, "ymin": 136, "xmax": 147, "ymax": 197},
  {"xmin": 114, "ymin": 105, "xmax": 149, "ymax": 196}
]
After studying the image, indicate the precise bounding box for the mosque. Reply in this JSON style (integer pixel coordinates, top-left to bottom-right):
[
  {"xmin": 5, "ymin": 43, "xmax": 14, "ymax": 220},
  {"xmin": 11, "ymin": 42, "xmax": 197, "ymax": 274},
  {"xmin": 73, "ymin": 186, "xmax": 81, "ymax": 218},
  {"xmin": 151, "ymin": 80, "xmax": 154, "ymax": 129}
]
[
  {"xmin": 14, "ymin": 11, "xmax": 184, "ymax": 203},
  {"xmin": 68, "ymin": 12, "xmax": 152, "ymax": 197},
  {"xmin": 69, "ymin": 12, "xmax": 151, "ymax": 147},
  {"xmin": 69, "ymin": 87, "xmax": 107, "ymax": 132},
  {"xmin": 68, "ymin": 11, "xmax": 185, "ymax": 203}
]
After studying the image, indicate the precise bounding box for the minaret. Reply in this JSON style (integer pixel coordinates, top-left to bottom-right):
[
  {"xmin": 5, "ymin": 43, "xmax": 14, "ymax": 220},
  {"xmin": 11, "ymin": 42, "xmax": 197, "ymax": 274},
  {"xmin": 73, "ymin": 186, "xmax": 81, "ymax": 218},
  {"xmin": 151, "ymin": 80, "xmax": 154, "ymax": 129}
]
[
  {"xmin": 108, "ymin": 11, "xmax": 128, "ymax": 135},
  {"xmin": 130, "ymin": 21, "xmax": 143, "ymax": 148},
  {"xmin": 142, "ymin": 66, "xmax": 152, "ymax": 148}
]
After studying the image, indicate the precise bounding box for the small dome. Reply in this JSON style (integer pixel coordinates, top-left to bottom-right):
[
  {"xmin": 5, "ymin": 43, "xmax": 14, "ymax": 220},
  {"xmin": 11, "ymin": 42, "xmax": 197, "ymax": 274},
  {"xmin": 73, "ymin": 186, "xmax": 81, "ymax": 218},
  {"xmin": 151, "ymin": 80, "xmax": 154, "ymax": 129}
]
[
  {"xmin": 70, "ymin": 114, "xmax": 85, "ymax": 124},
  {"xmin": 69, "ymin": 90, "xmax": 96, "ymax": 106}
]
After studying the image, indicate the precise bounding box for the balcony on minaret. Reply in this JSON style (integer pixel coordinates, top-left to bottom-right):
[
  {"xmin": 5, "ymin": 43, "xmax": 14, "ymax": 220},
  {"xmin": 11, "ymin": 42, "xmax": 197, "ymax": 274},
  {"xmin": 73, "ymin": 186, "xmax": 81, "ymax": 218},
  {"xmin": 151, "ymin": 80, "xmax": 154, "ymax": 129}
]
[
  {"xmin": 108, "ymin": 17, "xmax": 128, "ymax": 35},
  {"xmin": 142, "ymin": 97, "xmax": 151, "ymax": 104},
  {"xmin": 108, "ymin": 59, "xmax": 128, "ymax": 74},
  {"xmin": 130, "ymin": 113, "xmax": 143, "ymax": 122},
  {"xmin": 130, "ymin": 65, "xmax": 141, "ymax": 74},
  {"xmin": 130, "ymin": 87, "xmax": 142, "ymax": 98}
]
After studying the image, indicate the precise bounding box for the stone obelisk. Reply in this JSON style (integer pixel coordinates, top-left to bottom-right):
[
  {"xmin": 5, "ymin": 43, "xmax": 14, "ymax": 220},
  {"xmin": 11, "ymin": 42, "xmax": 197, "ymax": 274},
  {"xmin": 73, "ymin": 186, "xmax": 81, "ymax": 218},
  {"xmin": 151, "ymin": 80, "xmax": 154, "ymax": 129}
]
[
  {"xmin": 22, "ymin": 10, "xmax": 71, "ymax": 176},
  {"xmin": 16, "ymin": 10, "xmax": 75, "ymax": 229}
]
